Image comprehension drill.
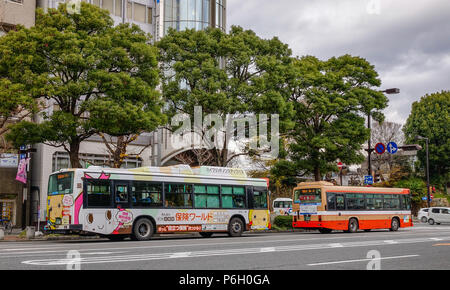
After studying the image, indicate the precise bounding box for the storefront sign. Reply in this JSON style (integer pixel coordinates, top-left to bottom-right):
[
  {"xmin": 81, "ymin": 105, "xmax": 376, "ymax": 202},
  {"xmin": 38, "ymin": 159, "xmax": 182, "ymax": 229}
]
[{"xmin": 0, "ymin": 154, "xmax": 18, "ymax": 168}]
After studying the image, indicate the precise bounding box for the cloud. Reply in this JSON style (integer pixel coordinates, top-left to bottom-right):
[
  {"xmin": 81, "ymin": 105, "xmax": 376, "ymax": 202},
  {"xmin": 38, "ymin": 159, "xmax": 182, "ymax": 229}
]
[{"xmin": 227, "ymin": 0, "xmax": 450, "ymax": 124}]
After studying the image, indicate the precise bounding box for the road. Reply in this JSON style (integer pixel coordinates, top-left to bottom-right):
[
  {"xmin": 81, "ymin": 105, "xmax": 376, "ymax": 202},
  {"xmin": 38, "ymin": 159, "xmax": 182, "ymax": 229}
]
[{"xmin": 1, "ymin": 224, "xmax": 450, "ymax": 271}]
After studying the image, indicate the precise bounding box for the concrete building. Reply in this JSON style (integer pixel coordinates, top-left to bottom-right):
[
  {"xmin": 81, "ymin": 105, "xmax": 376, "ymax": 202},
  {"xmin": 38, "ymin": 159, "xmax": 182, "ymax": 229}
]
[
  {"xmin": 0, "ymin": 0, "xmax": 36, "ymax": 229},
  {"xmin": 0, "ymin": 0, "xmax": 36, "ymax": 35},
  {"xmin": 26, "ymin": 0, "xmax": 227, "ymax": 227}
]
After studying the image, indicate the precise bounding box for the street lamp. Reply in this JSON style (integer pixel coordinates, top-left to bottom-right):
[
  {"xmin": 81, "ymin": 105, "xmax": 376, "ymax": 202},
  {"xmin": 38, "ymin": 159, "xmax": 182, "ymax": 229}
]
[
  {"xmin": 415, "ymin": 135, "xmax": 431, "ymax": 208},
  {"xmin": 367, "ymin": 88, "xmax": 400, "ymax": 176}
]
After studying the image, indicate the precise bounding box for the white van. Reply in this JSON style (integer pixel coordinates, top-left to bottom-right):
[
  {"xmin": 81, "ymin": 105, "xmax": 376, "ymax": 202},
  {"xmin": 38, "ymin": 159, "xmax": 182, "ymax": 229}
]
[
  {"xmin": 428, "ymin": 207, "xmax": 450, "ymax": 225},
  {"xmin": 272, "ymin": 198, "xmax": 293, "ymax": 216}
]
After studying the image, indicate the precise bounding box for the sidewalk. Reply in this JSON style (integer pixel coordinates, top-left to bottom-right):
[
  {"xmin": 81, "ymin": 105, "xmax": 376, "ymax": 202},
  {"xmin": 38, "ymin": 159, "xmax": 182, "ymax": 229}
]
[{"xmin": 0, "ymin": 228, "xmax": 101, "ymax": 242}]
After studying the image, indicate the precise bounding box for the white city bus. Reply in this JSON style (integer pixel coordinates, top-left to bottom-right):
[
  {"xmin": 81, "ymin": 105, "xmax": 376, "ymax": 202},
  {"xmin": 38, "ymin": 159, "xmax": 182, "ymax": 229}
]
[
  {"xmin": 272, "ymin": 198, "xmax": 292, "ymax": 216},
  {"xmin": 44, "ymin": 165, "xmax": 270, "ymax": 240}
]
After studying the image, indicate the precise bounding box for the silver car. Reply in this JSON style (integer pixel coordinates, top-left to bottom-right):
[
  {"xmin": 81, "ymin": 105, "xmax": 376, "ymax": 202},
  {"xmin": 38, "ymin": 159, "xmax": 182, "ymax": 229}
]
[
  {"xmin": 418, "ymin": 208, "xmax": 429, "ymax": 223},
  {"xmin": 428, "ymin": 207, "xmax": 450, "ymax": 225}
]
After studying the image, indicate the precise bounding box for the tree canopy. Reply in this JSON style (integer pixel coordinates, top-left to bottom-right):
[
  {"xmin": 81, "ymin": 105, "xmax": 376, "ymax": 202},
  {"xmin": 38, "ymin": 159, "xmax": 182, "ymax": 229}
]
[
  {"xmin": 271, "ymin": 55, "xmax": 388, "ymax": 181},
  {"xmin": 2, "ymin": 3, "xmax": 165, "ymax": 167},
  {"xmin": 403, "ymin": 90, "xmax": 449, "ymax": 188},
  {"xmin": 157, "ymin": 26, "xmax": 294, "ymax": 166}
]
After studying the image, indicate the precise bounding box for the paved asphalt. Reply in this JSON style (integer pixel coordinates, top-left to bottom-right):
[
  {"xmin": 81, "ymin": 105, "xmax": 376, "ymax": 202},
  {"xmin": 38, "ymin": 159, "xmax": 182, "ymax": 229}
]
[{"xmin": 1, "ymin": 224, "xmax": 450, "ymax": 271}]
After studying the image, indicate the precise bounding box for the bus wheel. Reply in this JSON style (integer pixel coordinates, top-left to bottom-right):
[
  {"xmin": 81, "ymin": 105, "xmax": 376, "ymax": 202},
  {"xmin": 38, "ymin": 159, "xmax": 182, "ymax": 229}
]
[
  {"xmin": 132, "ymin": 218, "xmax": 154, "ymax": 241},
  {"xmin": 199, "ymin": 232, "xmax": 213, "ymax": 238},
  {"xmin": 347, "ymin": 218, "xmax": 358, "ymax": 233},
  {"xmin": 228, "ymin": 217, "xmax": 244, "ymax": 237},
  {"xmin": 390, "ymin": 218, "xmax": 400, "ymax": 231},
  {"xmin": 319, "ymin": 228, "xmax": 332, "ymax": 234}
]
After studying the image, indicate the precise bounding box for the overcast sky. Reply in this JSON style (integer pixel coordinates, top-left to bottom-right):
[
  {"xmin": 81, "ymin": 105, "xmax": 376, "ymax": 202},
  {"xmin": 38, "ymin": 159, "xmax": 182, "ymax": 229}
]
[{"xmin": 227, "ymin": 0, "xmax": 450, "ymax": 125}]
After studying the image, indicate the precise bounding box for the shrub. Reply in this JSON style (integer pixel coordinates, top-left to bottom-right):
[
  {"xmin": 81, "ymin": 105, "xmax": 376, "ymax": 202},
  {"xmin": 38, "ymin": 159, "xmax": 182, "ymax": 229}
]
[{"xmin": 273, "ymin": 215, "xmax": 293, "ymax": 229}]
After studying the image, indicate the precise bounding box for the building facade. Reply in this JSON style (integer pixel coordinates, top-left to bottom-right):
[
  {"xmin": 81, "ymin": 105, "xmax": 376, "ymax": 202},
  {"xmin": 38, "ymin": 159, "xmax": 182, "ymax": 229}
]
[
  {"xmin": 0, "ymin": 0, "xmax": 37, "ymax": 229},
  {"xmin": 26, "ymin": 0, "xmax": 227, "ymax": 227}
]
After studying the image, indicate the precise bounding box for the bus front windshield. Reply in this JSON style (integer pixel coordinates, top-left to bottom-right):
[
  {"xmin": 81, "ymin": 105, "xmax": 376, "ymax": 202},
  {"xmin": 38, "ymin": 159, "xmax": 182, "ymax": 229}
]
[
  {"xmin": 48, "ymin": 172, "xmax": 74, "ymax": 195},
  {"xmin": 294, "ymin": 188, "xmax": 321, "ymax": 204}
]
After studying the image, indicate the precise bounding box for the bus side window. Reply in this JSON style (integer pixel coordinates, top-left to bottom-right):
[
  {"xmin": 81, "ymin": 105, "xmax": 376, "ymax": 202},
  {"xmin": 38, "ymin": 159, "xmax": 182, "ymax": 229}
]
[{"xmin": 327, "ymin": 193, "xmax": 336, "ymax": 211}]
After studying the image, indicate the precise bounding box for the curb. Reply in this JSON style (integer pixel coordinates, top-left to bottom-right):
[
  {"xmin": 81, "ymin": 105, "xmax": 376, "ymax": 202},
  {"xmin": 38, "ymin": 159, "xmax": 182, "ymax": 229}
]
[{"xmin": 0, "ymin": 234, "xmax": 102, "ymax": 242}]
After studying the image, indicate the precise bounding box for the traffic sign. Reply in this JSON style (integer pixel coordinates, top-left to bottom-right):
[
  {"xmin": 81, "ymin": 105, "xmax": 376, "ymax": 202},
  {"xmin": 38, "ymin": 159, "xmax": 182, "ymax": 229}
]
[
  {"xmin": 364, "ymin": 175, "xmax": 374, "ymax": 185},
  {"xmin": 375, "ymin": 143, "xmax": 386, "ymax": 154},
  {"xmin": 337, "ymin": 162, "xmax": 343, "ymax": 170},
  {"xmin": 387, "ymin": 142, "xmax": 398, "ymax": 154}
]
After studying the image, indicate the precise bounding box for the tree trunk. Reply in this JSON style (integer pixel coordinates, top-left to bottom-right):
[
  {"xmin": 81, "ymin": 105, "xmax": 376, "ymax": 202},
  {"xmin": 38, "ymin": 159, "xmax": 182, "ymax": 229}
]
[
  {"xmin": 112, "ymin": 136, "xmax": 127, "ymax": 168},
  {"xmin": 314, "ymin": 167, "xmax": 321, "ymax": 181},
  {"xmin": 69, "ymin": 141, "xmax": 82, "ymax": 168}
]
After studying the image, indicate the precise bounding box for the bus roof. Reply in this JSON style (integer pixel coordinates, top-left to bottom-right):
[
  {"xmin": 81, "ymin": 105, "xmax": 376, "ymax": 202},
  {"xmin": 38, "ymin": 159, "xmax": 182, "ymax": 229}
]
[
  {"xmin": 273, "ymin": 198, "xmax": 292, "ymax": 201},
  {"xmin": 294, "ymin": 182, "xmax": 409, "ymax": 194},
  {"xmin": 52, "ymin": 165, "xmax": 268, "ymax": 186}
]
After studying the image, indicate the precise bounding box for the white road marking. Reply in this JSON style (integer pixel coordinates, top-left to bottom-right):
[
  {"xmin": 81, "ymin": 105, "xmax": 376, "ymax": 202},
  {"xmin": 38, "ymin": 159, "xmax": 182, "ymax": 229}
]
[
  {"xmin": 308, "ymin": 255, "xmax": 419, "ymax": 266},
  {"xmin": 383, "ymin": 240, "xmax": 398, "ymax": 244},
  {"xmin": 21, "ymin": 236, "xmax": 450, "ymax": 266},
  {"xmin": 329, "ymin": 243, "xmax": 343, "ymax": 247},
  {"xmin": 260, "ymin": 247, "xmax": 275, "ymax": 252}
]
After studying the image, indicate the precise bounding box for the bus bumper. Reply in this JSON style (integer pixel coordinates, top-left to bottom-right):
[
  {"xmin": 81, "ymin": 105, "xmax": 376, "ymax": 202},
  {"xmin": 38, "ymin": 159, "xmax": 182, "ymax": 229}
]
[
  {"xmin": 293, "ymin": 221, "xmax": 324, "ymax": 229},
  {"xmin": 44, "ymin": 224, "xmax": 83, "ymax": 234}
]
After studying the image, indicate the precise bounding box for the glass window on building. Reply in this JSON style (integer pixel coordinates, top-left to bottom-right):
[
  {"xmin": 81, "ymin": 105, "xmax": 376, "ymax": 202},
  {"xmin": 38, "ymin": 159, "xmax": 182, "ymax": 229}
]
[
  {"xmin": 133, "ymin": 3, "xmax": 146, "ymax": 22},
  {"xmin": 102, "ymin": 0, "xmax": 114, "ymax": 14},
  {"xmin": 52, "ymin": 152, "xmax": 142, "ymax": 171},
  {"xmin": 115, "ymin": 0, "xmax": 122, "ymax": 16},
  {"xmin": 127, "ymin": 0, "xmax": 132, "ymax": 19},
  {"xmin": 147, "ymin": 7, "xmax": 152, "ymax": 23}
]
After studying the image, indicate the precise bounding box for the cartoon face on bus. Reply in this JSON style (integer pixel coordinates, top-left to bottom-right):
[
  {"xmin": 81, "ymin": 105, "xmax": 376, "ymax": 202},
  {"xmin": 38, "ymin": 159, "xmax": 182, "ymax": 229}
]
[{"xmin": 47, "ymin": 195, "xmax": 64, "ymax": 228}]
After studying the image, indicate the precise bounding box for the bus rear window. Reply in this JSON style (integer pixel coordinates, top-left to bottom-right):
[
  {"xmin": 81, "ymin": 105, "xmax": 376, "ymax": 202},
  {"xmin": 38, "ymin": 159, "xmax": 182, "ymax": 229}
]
[
  {"xmin": 48, "ymin": 172, "xmax": 74, "ymax": 195},
  {"xmin": 294, "ymin": 188, "xmax": 321, "ymax": 204}
]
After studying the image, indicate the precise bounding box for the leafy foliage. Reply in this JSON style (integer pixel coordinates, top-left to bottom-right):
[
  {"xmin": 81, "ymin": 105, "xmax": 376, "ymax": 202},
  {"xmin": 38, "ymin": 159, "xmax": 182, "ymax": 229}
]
[
  {"xmin": 272, "ymin": 55, "xmax": 388, "ymax": 181},
  {"xmin": 157, "ymin": 26, "xmax": 295, "ymax": 166},
  {"xmin": 2, "ymin": 3, "xmax": 164, "ymax": 167},
  {"xmin": 403, "ymin": 91, "xmax": 450, "ymax": 189}
]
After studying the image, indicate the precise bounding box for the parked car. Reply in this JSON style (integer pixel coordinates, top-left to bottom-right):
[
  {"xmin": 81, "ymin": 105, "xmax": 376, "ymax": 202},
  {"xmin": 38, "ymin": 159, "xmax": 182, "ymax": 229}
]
[
  {"xmin": 428, "ymin": 207, "xmax": 450, "ymax": 225},
  {"xmin": 418, "ymin": 208, "xmax": 429, "ymax": 223}
]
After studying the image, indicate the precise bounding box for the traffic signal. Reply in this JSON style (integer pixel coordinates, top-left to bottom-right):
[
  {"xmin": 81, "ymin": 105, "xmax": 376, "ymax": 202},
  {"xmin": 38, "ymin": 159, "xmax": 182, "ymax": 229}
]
[{"xmin": 374, "ymin": 172, "xmax": 381, "ymax": 183}]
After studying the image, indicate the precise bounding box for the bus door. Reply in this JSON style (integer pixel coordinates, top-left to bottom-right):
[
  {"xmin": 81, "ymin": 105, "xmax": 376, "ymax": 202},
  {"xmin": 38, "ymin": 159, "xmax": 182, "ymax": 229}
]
[
  {"xmin": 249, "ymin": 186, "xmax": 270, "ymax": 230},
  {"xmin": 110, "ymin": 181, "xmax": 133, "ymax": 235},
  {"xmin": 334, "ymin": 193, "xmax": 346, "ymax": 228}
]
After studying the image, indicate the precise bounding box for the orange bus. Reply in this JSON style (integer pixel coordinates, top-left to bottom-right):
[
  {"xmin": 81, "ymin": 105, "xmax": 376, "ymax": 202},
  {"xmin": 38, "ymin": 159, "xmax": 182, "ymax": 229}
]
[{"xmin": 292, "ymin": 181, "xmax": 413, "ymax": 233}]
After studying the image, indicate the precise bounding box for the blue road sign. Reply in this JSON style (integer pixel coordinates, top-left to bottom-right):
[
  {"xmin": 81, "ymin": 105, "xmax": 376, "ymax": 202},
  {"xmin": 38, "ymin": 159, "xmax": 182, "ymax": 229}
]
[
  {"xmin": 364, "ymin": 175, "xmax": 374, "ymax": 185},
  {"xmin": 375, "ymin": 143, "xmax": 386, "ymax": 154},
  {"xmin": 387, "ymin": 141, "xmax": 398, "ymax": 154}
]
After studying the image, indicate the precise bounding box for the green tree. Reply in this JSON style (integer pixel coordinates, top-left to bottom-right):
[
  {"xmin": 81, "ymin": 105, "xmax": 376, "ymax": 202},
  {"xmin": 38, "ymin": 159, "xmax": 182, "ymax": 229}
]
[
  {"xmin": 157, "ymin": 26, "xmax": 294, "ymax": 167},
  {"xmin": 272, "ymin": 55, "xmax": 388, "ymax": 181},
  {"xmin": 0, "ymin": 79, "xmax": 40, "ymax": 151},
  {"xmin": 3, "ymin": 3, "xmax": 164, "ymax": 168},
  {"xmin": 403, "ymin": 91, "xmax": 450, "ymax": 191}
]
